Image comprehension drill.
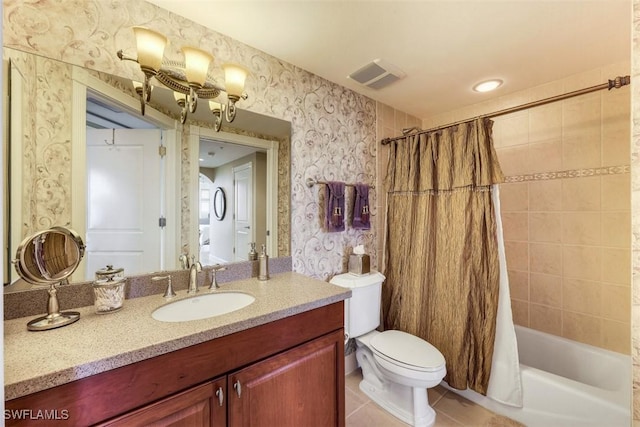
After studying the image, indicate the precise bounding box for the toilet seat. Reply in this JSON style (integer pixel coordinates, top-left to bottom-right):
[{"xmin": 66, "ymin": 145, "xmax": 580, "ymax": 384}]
[{"xmin": 369, "ymin": 330, "xmax": 445, "ymax": 373}]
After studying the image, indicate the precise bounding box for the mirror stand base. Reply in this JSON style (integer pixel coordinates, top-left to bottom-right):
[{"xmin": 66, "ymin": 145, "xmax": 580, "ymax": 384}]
[{"xmin": 27, "ymin": 312, "xmax": 80, "ymax": 331}]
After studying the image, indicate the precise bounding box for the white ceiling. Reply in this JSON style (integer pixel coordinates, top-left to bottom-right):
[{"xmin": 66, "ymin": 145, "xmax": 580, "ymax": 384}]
[
  {"xmin": 199, "ymin": 139, "xmax": 263, "ymax": 168},
  {"xmin": 147, "ymin": 0, "xmax": 631, "ymax": 120}
]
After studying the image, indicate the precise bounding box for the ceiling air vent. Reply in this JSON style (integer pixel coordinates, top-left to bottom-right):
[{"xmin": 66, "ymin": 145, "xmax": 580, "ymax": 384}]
[{"xmin": 348, "ymin": 59, "xmax": 406, "ymax": 90}]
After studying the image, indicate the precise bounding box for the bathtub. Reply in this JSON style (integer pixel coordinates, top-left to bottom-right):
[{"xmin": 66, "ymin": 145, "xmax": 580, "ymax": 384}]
[{"xmin": 444, "ymin": 325, "xmax": 631, "ymax": 427}]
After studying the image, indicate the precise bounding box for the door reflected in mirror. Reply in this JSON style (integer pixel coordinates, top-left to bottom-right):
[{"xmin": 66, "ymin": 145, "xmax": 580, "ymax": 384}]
[
  {"xmin": 85, "ymin": 127, "xmax": 167, "ymax": 280},
  {"xmin": 198, "ymin": 136, "xmax": 269, "ymax": 265}
]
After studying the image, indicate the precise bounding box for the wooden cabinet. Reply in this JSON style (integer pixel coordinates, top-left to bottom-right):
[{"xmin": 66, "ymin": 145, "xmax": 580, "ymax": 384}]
[
  {"xmin": 228, "ymin": 332, "xmax": 342, "ymax": 427},
  {"xmin": 101, "ymin": 331, "xmax": 342, "ymax": 427},
  {"xmin": 100, "ymin": 378, "xmax": 226, "ymax": 427},
  {"xmin": 6, "ymin": 303, "xmax": 345, "ymax": 427}
]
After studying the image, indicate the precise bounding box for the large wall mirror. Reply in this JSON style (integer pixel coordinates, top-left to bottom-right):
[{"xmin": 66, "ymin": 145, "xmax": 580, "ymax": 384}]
[{"xmin": 3, "ymin": 46, "xmax": 291, "ymax": 291}]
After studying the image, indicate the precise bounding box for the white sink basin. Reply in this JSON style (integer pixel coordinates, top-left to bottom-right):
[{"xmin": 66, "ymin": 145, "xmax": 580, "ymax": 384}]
[{"xmin": 152, "ymin": 291, "xmax": 255, "ymax": 322}]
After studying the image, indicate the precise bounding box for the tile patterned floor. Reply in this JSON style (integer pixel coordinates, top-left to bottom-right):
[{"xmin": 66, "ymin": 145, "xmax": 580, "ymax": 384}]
[{"xmin": 345, "ymin": 369, "xmax": 523, "ymax": 427}]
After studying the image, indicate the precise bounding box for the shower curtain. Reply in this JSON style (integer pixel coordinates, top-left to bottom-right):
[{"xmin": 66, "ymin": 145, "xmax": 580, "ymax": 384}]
[{"xmin": 382, "ymin": 118, "xmax": 522, "ymax": 405}]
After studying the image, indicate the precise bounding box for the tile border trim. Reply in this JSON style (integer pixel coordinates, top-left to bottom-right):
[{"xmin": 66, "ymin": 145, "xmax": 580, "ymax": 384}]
[{"xmin": 505, "ymin": 165, "xmax": 630, "ymax": 183}]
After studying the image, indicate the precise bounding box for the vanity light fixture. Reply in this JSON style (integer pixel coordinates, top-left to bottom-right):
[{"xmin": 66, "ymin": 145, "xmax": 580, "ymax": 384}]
[
  {"xmin": 473, "ymin": 79, "xmax": 503, "ymax": 93},
  {"xmin": 118, "ymin": 26, "xmax": 249, "ymax": 128}
]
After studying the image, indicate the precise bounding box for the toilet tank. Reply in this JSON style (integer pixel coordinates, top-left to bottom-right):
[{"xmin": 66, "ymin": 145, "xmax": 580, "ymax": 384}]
[{"xmin": 330, "ymin": 271, "xmax": 385, "ymax": 339}]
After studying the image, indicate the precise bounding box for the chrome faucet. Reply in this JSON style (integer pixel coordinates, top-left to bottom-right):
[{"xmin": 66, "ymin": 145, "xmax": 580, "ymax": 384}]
[
  {"xmin": 152, "ymin": 275, "xmax": 176, "ymax": 299},
  {"xmin": 178, "ymin": 253, "xmax": 190, "ymax": 270},
  {"xmin": 188, "ymin": 258, "xmax": 202, "ymax": 294},
  {"xmin": 209, "ymin": 264, "xmax": 227, "ymax": 290}
]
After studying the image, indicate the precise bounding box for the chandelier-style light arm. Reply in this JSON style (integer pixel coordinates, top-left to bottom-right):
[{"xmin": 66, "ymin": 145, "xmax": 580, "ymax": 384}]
[
  {"xmin": 225, "ymin": 98, "xmax": 238, "ymax": 123},
  {"xmin": 116, "ymin": 49, "xmax": 138, "ymax": 64},
  {"xmin": 132, "ymin": 81, "xmax": 154, "ymax": 117},
  {"xmin": 119, "ymin": 49, "xmax": 157, "ymax": 116},
  {"xmin": 212, "ymin": 110, "xmax": 222, "ymax": 131},
  {"xmin": 187, "ymin": 87, "xmax": 199, "ymax": 114},
  {"xmin": 133, "ymin": 85, "xmax": 146, "ymax": 116},
  {"xmin": 132, "ymin": 76, "xmax": 154, "ymax": 116},
  {"xmin": 133, "ymin": 76, "xmax": 154, "ymax": 116},
  {"xmin": 174, "ymin": 92, "xmax": 188, "ymax": 124},
  {"xmin": 142, "ymin": 79, "xmax": 152, "ymax": 103},
  {"xmin": 224, "ymin": 92, "xmax": 248, "ymax": 123},
  {"xmin": 178, "ymin": 98, "xmax": 188, "ymax": 124},
  {"xmin": 209, "ymin": 100, "xmax": 224, "ymax": 132}
]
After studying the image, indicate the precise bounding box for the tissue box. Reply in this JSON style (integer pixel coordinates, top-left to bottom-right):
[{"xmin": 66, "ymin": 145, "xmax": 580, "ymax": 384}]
[{"xmin": 349, "ymin": 254, "xmax": 370, "ymax": 275}]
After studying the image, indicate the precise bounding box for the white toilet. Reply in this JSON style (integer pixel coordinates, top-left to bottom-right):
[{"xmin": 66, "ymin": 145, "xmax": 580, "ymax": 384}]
[{"xmin": 331, "ymin": 271, "xmax": 446, "ymax": 427}]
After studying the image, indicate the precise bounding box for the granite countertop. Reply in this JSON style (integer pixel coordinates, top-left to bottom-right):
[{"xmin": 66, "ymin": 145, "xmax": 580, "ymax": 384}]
[{"xmin": 5, "ymin": 272, "xmax": 351, "ymax": 401}]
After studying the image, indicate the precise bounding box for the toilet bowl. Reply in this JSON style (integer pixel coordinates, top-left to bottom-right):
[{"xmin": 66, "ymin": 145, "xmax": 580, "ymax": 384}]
[
  {"xmin": 361, "ymin": 330, "xmax": 446, "ymax": 387},
  {"xmin": 355, "ymin": 330, "xmax": 446, "ymax": 427},
  {"xmin": 330, "ymin": 271, "xmax": 446, "ymax": 427}
]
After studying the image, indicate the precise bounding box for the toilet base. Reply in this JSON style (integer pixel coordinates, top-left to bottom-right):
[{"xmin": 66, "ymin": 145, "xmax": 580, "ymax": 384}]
[
  {"xmin": 356, "ymin": 346, "xmax": 437, "ymax": 427},
  {"xmin": 359, "ymin": 377, "xmax": 436, "ymax": 427}
]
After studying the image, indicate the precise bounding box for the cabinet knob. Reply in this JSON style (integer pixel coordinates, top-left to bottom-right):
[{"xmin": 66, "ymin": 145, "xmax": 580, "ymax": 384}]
[
  {"xmin": 215, "ymin": 386, "xmax": 224, "ymax": 406},
  {"xmin": 233, "ymin": 380, "xmax": 242, "ymax": 398}
]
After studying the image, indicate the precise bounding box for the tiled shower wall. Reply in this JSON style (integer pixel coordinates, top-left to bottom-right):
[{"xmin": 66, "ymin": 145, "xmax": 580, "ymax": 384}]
[
  {"xmin": 498, "ymin": 70, "xmax": 630, "ymax": 354},
  {"xmin": 422, "ymin": 61, "xmax": 631, "ymax": 355}
]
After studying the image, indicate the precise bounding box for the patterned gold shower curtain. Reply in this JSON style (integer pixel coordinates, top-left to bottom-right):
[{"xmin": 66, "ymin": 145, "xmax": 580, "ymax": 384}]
[{"xmin": 382, "ymin": 118, "xmax": 504, "ymax": 394}]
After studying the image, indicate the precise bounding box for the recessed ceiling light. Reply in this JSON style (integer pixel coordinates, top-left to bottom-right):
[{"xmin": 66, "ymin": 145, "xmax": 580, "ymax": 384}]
[{"xmin": 473, "ymin": 79, "xmax": 503, "ymax": 93}]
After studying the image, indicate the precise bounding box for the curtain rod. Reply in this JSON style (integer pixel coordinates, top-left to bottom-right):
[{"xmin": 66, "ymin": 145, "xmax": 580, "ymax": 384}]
[
  {"xmin": 381, "ymin": 75, "xmax": 631, "ymax": 146},
  {"xmin": 306, "ymin": 177, "xmax": 375, "ymax": 189}
]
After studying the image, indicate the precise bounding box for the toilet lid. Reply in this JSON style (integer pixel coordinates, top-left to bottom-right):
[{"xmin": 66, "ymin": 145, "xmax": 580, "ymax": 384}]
[{"xmin": 369, "ymin": 330, "xmax": 445, "ymax": 372}]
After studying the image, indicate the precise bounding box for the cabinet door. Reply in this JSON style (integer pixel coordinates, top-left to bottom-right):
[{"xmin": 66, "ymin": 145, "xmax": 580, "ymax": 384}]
[
  {"xmin": 228, "ymin": 330, "xmax": 344, "ymax": 427},
  {"xmin": 99, "ymin": 378, "xmax": 227, "ymax": 427}
]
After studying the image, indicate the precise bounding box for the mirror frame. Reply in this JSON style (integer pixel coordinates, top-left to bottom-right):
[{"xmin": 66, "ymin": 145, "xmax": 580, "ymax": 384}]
[
  {"xmin": 213, "ymin": 187, "xmax": 226, "ymax": 221},
  {"xmin": 2, "ymin": 59, "xmax": 10, "ymax": 285}
]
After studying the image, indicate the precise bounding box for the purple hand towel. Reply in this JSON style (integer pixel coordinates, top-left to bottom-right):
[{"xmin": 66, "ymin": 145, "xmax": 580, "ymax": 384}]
[
  {"xmin": 352, "ymin": 183, "xmax": 371, "ymax": 230},
  {"xmin": 325, "ymin": 181, "xmax": 345, "ymax": 232}
]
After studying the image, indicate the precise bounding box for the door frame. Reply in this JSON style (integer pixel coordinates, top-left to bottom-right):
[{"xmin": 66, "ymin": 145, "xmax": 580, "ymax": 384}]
[
  {"xmin": 7, "ymin": 60, "xmax": 23, "ymax": 285},
  {"xmin": 191, "ymin": 126, "xmax": 279, "ymax": 259},
  {"xmin": 70, "ymin": 67, "xmax": 179, "ymax": 280},
  {"xmin": 233, "ymin": 162, "xmax": 253, "ymax": 262}
]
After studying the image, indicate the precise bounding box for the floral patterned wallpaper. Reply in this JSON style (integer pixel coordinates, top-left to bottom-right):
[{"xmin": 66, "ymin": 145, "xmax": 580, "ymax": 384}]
[
  {"xmin": 5, "ymin": 50, "xmax": 73, "ymax": 237},
  {"xmin": 3, "ymin": 0, "xmax": 378, "ymax": 279}
]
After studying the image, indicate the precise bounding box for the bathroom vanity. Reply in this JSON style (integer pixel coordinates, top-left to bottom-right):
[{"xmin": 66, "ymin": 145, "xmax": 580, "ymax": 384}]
[{"xmin": 4, "ymin": 272, "xmax": 350, "ymax": 426}]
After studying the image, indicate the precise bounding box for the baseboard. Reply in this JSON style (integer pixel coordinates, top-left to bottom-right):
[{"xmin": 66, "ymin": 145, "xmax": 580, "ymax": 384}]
[{"xmin": 345, "ymin": 351, "xmax": 358, "ymax": 375}]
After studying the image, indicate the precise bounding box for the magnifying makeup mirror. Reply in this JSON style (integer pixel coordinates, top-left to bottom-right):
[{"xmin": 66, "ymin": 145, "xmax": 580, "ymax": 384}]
[{"xmin": 13, "ymin": 227, "xmax": 85, "ymax": 331}]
